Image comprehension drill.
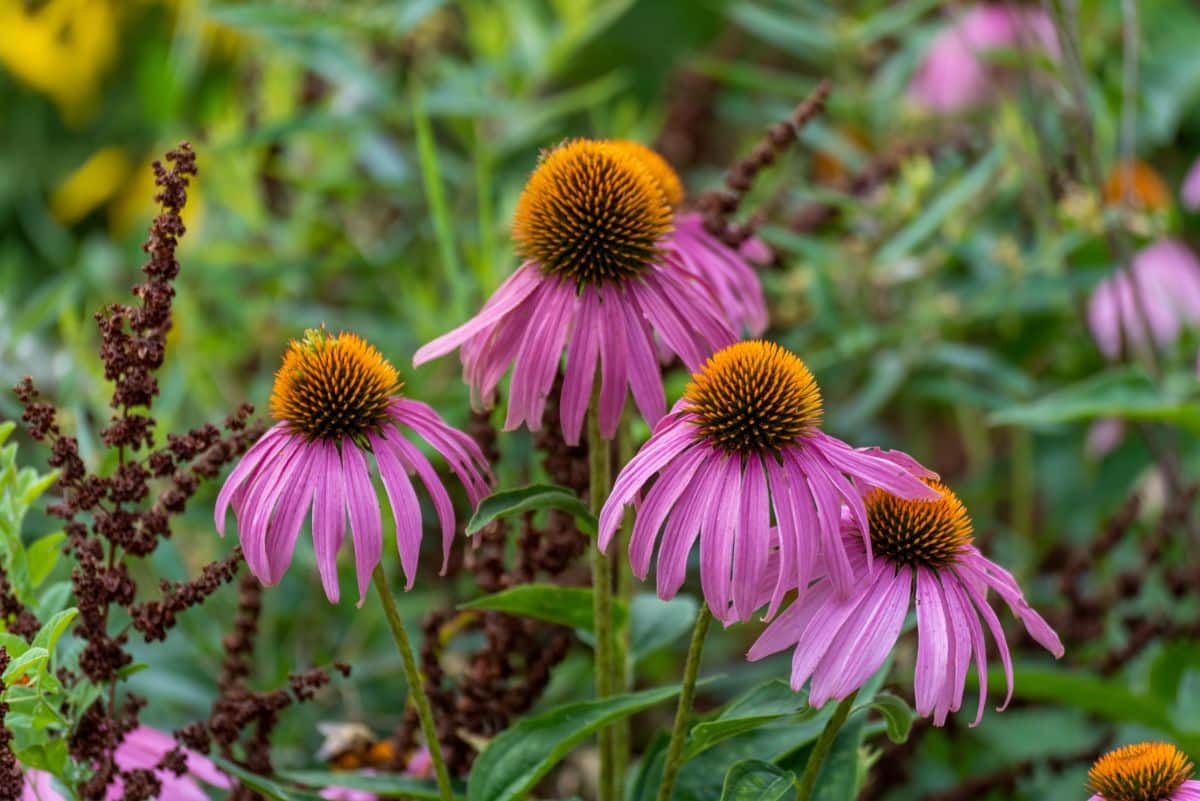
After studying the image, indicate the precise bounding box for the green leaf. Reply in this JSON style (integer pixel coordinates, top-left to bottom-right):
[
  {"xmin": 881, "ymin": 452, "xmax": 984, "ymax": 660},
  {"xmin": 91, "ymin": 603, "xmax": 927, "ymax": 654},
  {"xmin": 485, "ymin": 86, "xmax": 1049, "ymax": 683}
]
[
  {"xmin": 18, "ymin": 468, "xmax": 59, "ymax": 508},
  {"xmin": 809, "ymin": 717, "xmax": 865, "ymax": 801},
  {"xmin": 861, "ymin": 691, "xmax": 913, "ymax": 744},
  {"xmin": 459, "ymin": 584, "xmax": 626, "ymax": 633},
  {"xmin": 3, "ymin": 647, "xmax": 48, "ymax": 683},
  {"xmin": 282, "ymin": 770, "xmax": 464, "ymax": 801},
  {"xmin": 719, "ymin": 759, "xmax": 796, "ymax": 801},
  {"xmin": 468, "ymin": 683, "xmax": 696, "ymax": 801},
  {"xmin": 26, "ymin": 532, "xmax": 65, "ymax": 589},
  {"xmin": 630, "ymin": 593, "xmax": 698, "ymax": 663},
  {"xmin": 877, "ymin": 146, "xmax": 1004, "ymax": 265},
  {"xmin": 212, "ymin": 758, "xmax": 326, "ymax": 801},
  {"xmin": 32, "ymin": 608, "xmax": 78, "ymax": 654},
  {"xmin": 997, "ymin": 665, "xmax": 1200, "ymax": 757},
  {"xmin": 686, "ymin": 680, "xmax": 813, "ymax": 760},
  {"xmin": 466, "ymin": 484, "xmax": 596, "ymax": 537},
  {"xmin": 988, "ymin": 368, "xmax": 1200, "ymax": 430}
]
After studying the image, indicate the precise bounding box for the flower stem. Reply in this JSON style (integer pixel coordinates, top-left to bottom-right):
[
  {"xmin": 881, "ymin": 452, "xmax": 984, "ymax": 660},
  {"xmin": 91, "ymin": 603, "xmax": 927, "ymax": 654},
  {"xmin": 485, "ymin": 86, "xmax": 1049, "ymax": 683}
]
[
  {"xmin": 794, "ymin": 690, "xmax": 859, "ymax": 801},
  {"xmin": 589, "ymin": 402, "xmax": 616, "ymax": 801},
  {"xmin": 611, "ymin": 413, "xmax": 635, "ymax": 800},
  {"xmin": 654, "ymin": 603, "xmax": 711, "ymax": 801},
  {"xmin": 373, "ymin": 565, "xmax": 456, "ymax": 801}
]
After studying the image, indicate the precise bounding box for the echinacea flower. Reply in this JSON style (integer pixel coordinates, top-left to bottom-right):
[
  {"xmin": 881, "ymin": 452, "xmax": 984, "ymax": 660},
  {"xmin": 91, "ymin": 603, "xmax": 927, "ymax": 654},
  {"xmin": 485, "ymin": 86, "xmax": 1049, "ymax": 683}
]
[
  {"xmin": 1087, "ymin": 742, "xmax": 1200, "ymax": 801},
  {"xmin": 413, "ymin": 139, "xmax": 735, "ymax": 445},
  {"xmin": 1104, "ymin": 159, "xmax": 1172, "ymax": 212},
  {"xmin": 216, "ymin": 329, "xmax": 492, "ymax": 604},
  {"xmin": 1087, "ymin": 239, "xmax": 1200, "ymax": 361},
  {"xmin": 909, "ymin": 4, "xmax": 1058, "ymax": 113},
  {"xmin": 747, "ymin": 481, "xmax": 1063, "ymax": 726},
  {"xmin": 23, "ymin": 726, "xmax": 230, "ymax": 801},
  {"xmin": 1183, "ymin": 157, "xmax": 1200, "ymax": 212},
  {"xmin": 598, "ymin": 340, "xmax": 938, "ymax": 624},
  {"xmin": 609, "ymin": 139, "xmax": 768, "ymax": 337}
]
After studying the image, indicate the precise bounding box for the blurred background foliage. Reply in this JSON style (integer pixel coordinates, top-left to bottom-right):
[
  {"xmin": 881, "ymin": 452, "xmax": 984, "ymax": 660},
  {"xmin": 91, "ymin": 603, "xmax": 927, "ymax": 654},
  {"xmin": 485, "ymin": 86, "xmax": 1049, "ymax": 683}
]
[{"xmin": 4, "ymin": 1, "xmax": 1200, "ymax": 799}]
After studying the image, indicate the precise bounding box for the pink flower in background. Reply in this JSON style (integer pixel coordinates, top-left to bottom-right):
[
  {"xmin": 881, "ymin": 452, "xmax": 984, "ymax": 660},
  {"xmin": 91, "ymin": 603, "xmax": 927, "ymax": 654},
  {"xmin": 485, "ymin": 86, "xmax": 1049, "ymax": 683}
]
[
  {"xmin": 748, "ymin": 483, "xmax": 1063, "ymax": 725},
  {"xmin": 909, "ymin": 4, "xmax": 1059, "ymax": 112},
  {"xmin": 216, "ymin": 329, "xmax": 491, "ymax": 604},
  {"xmin": 414, "ymin": 139, "xmax": 735, "ymax": 445},
  {"xmin": 598, "ymin": 340, "xmax": 937, "ymax": 624},
  {"xmin": 1087, "ymin": 239, "xmax": 1200, "ymax": 361},
  {"xmin": 315, "ymin": 747, "xmax": 433, "ymax": 801},
  {"xmin": 1182, "ymin": 156, "xmax": 1200, "ymax": 211},
  {"xmin": 23, "ymin": 727, "xmax": 230, "ymax": 801}
]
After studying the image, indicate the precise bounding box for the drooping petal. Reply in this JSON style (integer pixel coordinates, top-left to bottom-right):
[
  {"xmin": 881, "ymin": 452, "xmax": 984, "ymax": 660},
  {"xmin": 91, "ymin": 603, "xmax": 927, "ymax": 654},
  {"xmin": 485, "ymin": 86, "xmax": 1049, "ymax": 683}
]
[
  {"xmin": 597, "ymin": 283, "xmax": 631, "ymax": 437},
  {"xmin": 628, "ymin": 445, "xmax": 707, "ymax": 579},
  {"xmin": 1184, "ymin": 157, "xmax": 1200, "ymax": 211},
  {"xmin": 262, "ymin": 442, "xmax": 318, "ymax": 584},
  {"xmin": 386, "ymin": 430, "xmax": 457, "ymax": 574},
  {"xmin": 655, "ymin": 455, "xmax": 723, "ymax": 599},
  {"xmin": 390, "ymin": 399, "xmax": 492, "ymax": 505},
  {"xmin": 214, "ymin": 424, "xmax": 288, "ymax": 535},
  {"xmin": 505, "ymin": 277, "xmax": 577, "ymax": 433},
  {"xmin": 745, "ymin": 576, "xmax": 837, "ymax": 663},
  {"xmin": 699, "ymin": 455, "xmax": 742, "ymax": 622},
  {"xmin": 618, "ymin": 285, "xmax": 668, "ymax": 428},
  {"xmin": 731, "ymin": 455, "xmax": 770, "ymax": 622},
  {"xmin": 312, "ymin": 441, "xmax": 348, "ymax": 603},
  {"xmin": 241, "ymin": 437, "xmax": 307, "ymax": 582},
  {"xmin": 560, "ymin": 286, "xmax": 602, "ymax": 445},
  {"xmin": 413, "ymin": 262, "xmax": 543, "ymax": 366},
  {"xmin": 372, "ymin": 433, "xmax": 424, "ymax": 589},
  {"xmin": 341, "ymin": 441, "xmax": 383, "ymax": 607},
  {"xmin": 959, "ymin": 552, "xmax": 1064, "ymax": 657},
  {"xmin": 810, "ymin": 565, "xmax": 911, "ymax": 706},
  {"xmin": 914, "ymin": 567, "xmax": 950, "ymax": 719},
  {"xmin": 598, "ymin": 414, "xmax": 697, "ymax": 548}
]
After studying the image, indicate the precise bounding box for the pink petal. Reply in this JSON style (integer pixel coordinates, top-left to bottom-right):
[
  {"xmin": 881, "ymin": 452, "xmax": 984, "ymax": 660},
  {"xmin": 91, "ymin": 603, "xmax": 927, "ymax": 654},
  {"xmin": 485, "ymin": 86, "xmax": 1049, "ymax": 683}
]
[{"xmin": 312, "ymin": 442, "xmax": 348, "ymax": 603}]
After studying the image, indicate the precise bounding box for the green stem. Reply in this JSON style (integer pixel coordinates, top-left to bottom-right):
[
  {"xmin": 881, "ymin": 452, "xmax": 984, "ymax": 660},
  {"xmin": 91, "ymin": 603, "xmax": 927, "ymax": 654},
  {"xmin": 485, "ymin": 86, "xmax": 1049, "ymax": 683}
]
[
  {"xmin": 611, "ymin": 414, "xmax": 635, "ymax": 800},
  {"xmin": 794, "ymin": 691, "xmax": 859, "ymax": 801},
  {"xmin": 590, "ymin": 402, "xmax": 616, "ymax": 801},
  {"xmin": 654, "ymin": 604, "xmax": 711, "ymax": 801},
  {"xmin": 373, "ymin": 565, "xmax": 456, "ymax": 801}
]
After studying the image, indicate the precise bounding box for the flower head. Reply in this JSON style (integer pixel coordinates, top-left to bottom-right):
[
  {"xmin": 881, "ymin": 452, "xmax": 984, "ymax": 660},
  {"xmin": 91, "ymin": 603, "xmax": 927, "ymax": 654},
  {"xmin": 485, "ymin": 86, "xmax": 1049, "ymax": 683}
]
[
  {"xmin": 216, "ymin": 329, "xmax": 492, "ymax": 604},
  {"xmin": 610, "ymin": 139, "xmax": 768, "ymax": 337},
  {"xmin": 1105, "ymin": 160, "xmax": 1172, "ymax": 212},
  {"xmin": 747, "ymin": 482, "xmax": 1064, "ymax": 726},
  {"xmin": 23, "ymin": 726, "xmax": 230, "ymax": 801},
  {"xmin": 1088, "ymin": 240, "xmax": 1200, "ymax": 362},
  {"xmin": 1087, "ymin": 742, "xmax": 1200, "ymax": 801},
  {"xmin": 909, "ymin": 4, "xmax": 1058, "ymax": 113},
  {"xmin": 599, "ymin": 340, "xmax": 939, "ymax": 624},
  {"xmin": 414, "ymin": 139, "xmax": 736, "ymax": 444}
]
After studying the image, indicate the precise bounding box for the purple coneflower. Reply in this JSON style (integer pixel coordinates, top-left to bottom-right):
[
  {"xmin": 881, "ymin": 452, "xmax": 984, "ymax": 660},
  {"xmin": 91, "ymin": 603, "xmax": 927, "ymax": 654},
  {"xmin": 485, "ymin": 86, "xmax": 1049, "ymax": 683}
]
[
  {"xmin": 598, "ymin": 340, "xmax": 938, "ymax": 624},
  {"xmin": 747, "ymin": 481, "xmax": 1063, "ymax": 726},
  {"xmin": 215, "ymin": 328, "xmax": 491, "ymax": 605},
  {"xmin": 609, "ymin": 139, "xmax": 768, "ymax": 337},
  {"xmin": 1183, "ymin": 157, "xmax": 1200, "ymax": 212},
  {"xmin": 23, "ymin": 727, "xmax": 230, "ymax": 801},
  {"xmin": 1087, "ymin": 239, "xmax": 1200, "ymax": 362},
  {"xmin": 1087, "ymin": 742, "xmax": 1200, "ymax": 801},
  {"xmin": 413, "ymin": 138, "xmax": 735, "ymax": 445},
  {"xmin": 909, "ymin": 4, "xmax": 1058, "ymax": 113}
]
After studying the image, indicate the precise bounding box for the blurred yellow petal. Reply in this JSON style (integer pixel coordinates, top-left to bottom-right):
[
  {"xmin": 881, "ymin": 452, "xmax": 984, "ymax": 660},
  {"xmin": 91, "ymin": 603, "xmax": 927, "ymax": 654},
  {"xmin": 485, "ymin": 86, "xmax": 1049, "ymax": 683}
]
[
  {"xmin": 50, "ymin": 147, "xmax": 131, "ymax": 224},
  {"xmin": 0, "ymin": 0, "xmax": 118, "ymax": 123}
]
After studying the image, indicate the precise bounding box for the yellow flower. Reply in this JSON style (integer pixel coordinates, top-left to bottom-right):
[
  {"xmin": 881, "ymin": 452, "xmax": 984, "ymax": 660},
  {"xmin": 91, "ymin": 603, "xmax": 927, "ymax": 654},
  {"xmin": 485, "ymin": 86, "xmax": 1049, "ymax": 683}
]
[
  {"xmin": 0, "ymin": 0, "xmax": 118, "ymax": 123},
  {"xmin": 50, "ymin": 147, "xmax": 131, "ymax": 224}
]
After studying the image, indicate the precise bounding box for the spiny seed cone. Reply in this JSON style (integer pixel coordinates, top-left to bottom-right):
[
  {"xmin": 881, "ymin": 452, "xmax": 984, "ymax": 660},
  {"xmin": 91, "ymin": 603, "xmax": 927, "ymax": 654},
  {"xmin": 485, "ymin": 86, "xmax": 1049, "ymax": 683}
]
[
  {"xmin": 1089, "ymin": 742, "xmax": 1194, "ymax": 801},
  {"xmin": 270, "ymin": 329, "xmax": 400, "ymax": 441},
  {"xmin": 684, "ymin": 340, "xmax": 823, "ymax": 454},
  {"xmin": 608, "ymin": 139, "xmax": 686, "ymax": 207},
  {"xmin": 865, "ymin": 481, "xmax": 973, "ymax": 569},
  {"xmin": 513, "ymin": 139, "xmax": 673, "ymax": 287}
]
